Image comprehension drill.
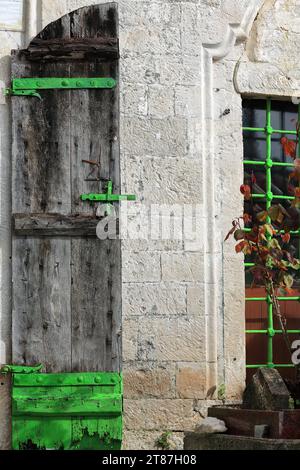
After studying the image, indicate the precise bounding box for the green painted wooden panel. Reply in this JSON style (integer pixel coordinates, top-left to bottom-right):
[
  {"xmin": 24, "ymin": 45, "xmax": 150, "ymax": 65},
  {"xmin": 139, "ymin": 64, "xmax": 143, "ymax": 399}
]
[{"xmin": 12, "ymin": 372, "xmax": 122, "ymax": 450}]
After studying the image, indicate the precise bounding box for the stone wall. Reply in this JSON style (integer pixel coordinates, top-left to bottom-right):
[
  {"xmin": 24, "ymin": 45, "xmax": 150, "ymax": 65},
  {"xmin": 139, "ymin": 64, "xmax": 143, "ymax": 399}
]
[{"xmin": 1, "ymin": 0, "xmax": 297, "ymax": 450}]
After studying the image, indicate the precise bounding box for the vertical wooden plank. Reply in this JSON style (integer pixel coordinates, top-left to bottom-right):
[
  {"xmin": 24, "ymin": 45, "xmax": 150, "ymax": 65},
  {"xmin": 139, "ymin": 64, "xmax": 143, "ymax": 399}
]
[
  {"xmin": 71, "ymin": 239, "xmax": 110, "ymax": 371},
  {"xmin": 11, "ymin": 61, "xmax": 72, "ymax": 215},
  {"xmin": 109, "ymin": 239, "xmax": 122, "ymax": 372},
  {"xmin": 11, "ymin": 43, "xmax": 73, "ymax": 371},
  {"xmin": 12, "ymin": 238, "xmax": 71, "ymax": 372},
  {"xmin": 69, "ymin": 4, "xmax": 121, "ymax": 372}
]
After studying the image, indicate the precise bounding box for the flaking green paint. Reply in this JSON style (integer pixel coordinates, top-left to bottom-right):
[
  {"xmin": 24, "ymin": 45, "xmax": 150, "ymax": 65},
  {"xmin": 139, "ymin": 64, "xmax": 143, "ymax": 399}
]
[{"xmin": 12, "ymin": 372, "xmax": 123, "ymax": 450}]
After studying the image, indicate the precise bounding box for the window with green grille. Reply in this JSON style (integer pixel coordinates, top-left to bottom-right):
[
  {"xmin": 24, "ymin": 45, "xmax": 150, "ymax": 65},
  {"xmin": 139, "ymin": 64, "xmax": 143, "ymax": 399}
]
[{"xmin": 242, "ymin": 98, "xmax": 300, "ymax": 374}]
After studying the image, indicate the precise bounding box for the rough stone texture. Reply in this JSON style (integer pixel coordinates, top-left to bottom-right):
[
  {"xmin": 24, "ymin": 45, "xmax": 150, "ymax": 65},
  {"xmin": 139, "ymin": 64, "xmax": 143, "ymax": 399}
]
[
  {"xmin": 123, "ymin": 283, "xmax": 187, "ymax": 317},
  {"xmin": 235, "ymin": 0, "xmax": 300, "ymax": 98},
  {"xmin": 123, "ymin": 365, "xmax": 175, "ymax": 399},
  {"xmin": 137, "ymin": 317, "xmax": 205, "ymax": 361},
  {"xmin": 195, "ymin": 417, "xmax": 227, "ymax": 434},
  {"xmin": 243, "ymin": 368, "xmax": 291, "ymax": 411},
  {"xmin": 123, "ymin": 431, "xmax": 184, "ymax": 451},
  {"xmin": 161, "ymin": 253, "xmax": 204, "ymax": 282},
  {"xmin": 184, "ymin": 433, "xmax": 300, "ymax": 450},
  {"xmin": 122, "ymin": 251, "xmax": 161, "ymax": 283},
  {"xmin": 124, "ymin": 398, "xmax": 200, "ymax": 431},
  {"xmin": 0, "ymin": 0, "xmax": 296, "ymax": 452},
  {"xmin": 176, "ymin": 362, "xmax": 206, "ymax": 399}
]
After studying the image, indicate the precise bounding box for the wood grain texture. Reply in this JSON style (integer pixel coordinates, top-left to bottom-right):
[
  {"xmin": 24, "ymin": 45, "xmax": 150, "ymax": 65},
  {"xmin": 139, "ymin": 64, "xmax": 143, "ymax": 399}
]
[
  {"xmin": 24, "ymin": 38, "xmax": 119, "ymax": 62},
  {"xmin": 11, "ymin": 3, "xmax": 121, "ymax": 373},
  {"xmin": 12, "ymin": 238, "xmax": 71, "ymax": 372},
  {"xmin": 13, "ymin": 214, "xmax": 101, "ymax": 237}
]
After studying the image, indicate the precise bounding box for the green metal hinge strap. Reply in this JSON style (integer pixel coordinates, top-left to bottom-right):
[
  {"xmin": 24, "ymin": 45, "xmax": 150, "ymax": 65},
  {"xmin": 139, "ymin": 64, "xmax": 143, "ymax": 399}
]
[
  {"xmin": 5, "ymin": 77, "xmax": 116, "ymax": 100},
  {"xmin": 0, "ymin": 364, "xmax": 43, "ymax": 375}
]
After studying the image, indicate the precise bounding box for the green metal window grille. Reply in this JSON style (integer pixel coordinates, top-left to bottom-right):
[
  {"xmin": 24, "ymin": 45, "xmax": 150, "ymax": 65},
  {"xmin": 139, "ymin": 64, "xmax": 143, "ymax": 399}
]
[{"xmin": 243, "ymin": 98, "xmax": 300, "ymax": 370}]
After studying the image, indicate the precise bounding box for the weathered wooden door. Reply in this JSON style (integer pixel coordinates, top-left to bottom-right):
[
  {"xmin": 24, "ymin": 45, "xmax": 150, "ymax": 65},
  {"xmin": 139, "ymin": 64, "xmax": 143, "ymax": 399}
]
[{"xmin": 11, "ymin": 4, "xmax": 121, "ymax": 374}]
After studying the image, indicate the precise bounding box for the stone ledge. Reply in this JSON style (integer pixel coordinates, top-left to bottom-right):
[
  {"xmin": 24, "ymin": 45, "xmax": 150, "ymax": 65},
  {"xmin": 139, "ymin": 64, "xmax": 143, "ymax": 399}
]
[{"xmin": 184, "ymin": 433, "xmax": 300, "ymax": 450}]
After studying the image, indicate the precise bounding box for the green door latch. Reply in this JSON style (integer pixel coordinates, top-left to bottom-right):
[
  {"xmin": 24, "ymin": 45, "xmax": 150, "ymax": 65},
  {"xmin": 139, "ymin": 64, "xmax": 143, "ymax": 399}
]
[
  {"xmin": 5, "ymin": 77, "xmax": 117, "ymax": 99},
  {"xmin": 81, "ymin": 180, "xmax": 136, "ymax": 203},
  {"xmin": 0, "ymin": 364, "xmax": 43, "ymax": 374}
]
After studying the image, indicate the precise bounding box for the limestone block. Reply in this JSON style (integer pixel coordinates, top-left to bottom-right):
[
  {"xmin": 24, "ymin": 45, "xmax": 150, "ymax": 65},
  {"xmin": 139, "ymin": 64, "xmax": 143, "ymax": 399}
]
[
  {"xmin": 140, "ymin": 158, "xmax": 203, "ymax": 204},
  {"xmin": 176, "ymin": 363, "xmax": 206, "ymax": 399},
  {"xmin": 122, "ymin": 251, "xmax": 161, "ymax": 282},
  {"xmin": 121, "ymin": 156, "xmax": 203, "ymax": 204},
  {"xmin": 120, "ymin": 53, "xmax": 160, "ymax": 85},
  {"xmin": 187, "ymin": 284, "xmax": 205, "ymax": 316},
  {"xmin": 123, "ymin": 117, "xmax": 188, "ymax": 158},
  {"xmin": 161, "ymin": 252, "xmax": 204, "ymax": 282},
  {"xmin": 148, "ymin": 85, "xmax": 174, "ymax": 119},
  {"xmin": 123, "ymin": 365, "xmax": 175, "ymax": 399},
  {"xmin": 121, "ymin": 1, "xmax": 181, "ymax": 29},
  {"xmin": 121, "ymin": 22, "xmax": 180, "ymax": 56},
  {"xmin": 124, "ymin": 398, "xmax": 199, "ymax": 431},
  {"xmin": 123, "ymin": 283, "xmax": 186, "ymax": 317},
  {"xmin": 235, "ymin": 61, "xmax": 300, "ymax": 98},
  {"xmin": 159, "ymin": 55, "xmax": 202, "ymax": 87},
  {"xmin": 137, "ymin": 317, "xmax": 205, "ymax": 362},
  {"xmin": 123, "ymin": 318, "xmax": 139, "ymax": 361},
  {"xmin": 123, "ymin": 430, "xmax": 184, "ymax": 451},
  {"xmin": 122, "ymin": 83, "xmax": 148, "ymax": 116},
  {"xmin": 175, "ymin": 86, "xmax": 202, "ymax": 118}
]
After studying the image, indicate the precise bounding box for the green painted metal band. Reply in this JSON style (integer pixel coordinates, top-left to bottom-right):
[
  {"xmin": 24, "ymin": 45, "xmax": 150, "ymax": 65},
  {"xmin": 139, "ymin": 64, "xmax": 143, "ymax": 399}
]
[
  {"xmin": 12, "ymin": 77, "xmax": 116, "ymax": 91},
  {"xmin": 1, "ymin": 364, "xmax": 42, "ymax": 374},
  {"xmin": 243, "ymin": 127, "xmax": 297, "ymax": 135},
  {"xmin": 13, "ymin": 371, "xmax": 121, "ymax": 386},
  {"xmin": 251, "ymin": 194, "xmax": 295, "ymax": 201},
  {"xmin": 6, "ymin": 77, "xmax": 117, "ymax": 99},
  {"xmin": 246, "ymin": 330, "xmax": 300, "ymax": 334},
  {"xmin": 244, "ymin": 160, "xmax": 295, "ymax": 168},
  {"xmin": 246, "ymin": 297, "xmax": 300, "ymax": 301}
]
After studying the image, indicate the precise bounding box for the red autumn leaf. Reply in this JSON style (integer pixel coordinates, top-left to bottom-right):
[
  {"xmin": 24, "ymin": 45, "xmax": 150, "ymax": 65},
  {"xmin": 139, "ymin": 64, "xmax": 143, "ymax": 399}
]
[
  {"xmin": 240, "ymin": 184, "xmax": 251, "ymax": 200},
  {"xmin": 294, "ymin": 187, "xmax": 300, "ymax": 198},
  {"xmin": 280, "ymin": 136, "xmax": 297, "ymax": 160},
  {"xmin": 243, "ymin": 213, "xmax": 252, "ymax": 224},
  {"xmin": 235, "ymin": 240, "xmax": 246, "ymax": 253},
  {"xmin": 281, "ymin": 232, "xmax": 291, "ymax": 244}
]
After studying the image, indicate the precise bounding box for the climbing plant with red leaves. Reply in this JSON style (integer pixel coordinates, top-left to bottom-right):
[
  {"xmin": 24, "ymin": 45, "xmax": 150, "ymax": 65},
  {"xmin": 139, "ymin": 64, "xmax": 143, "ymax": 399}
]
[{"xmin": 225, "ymin": 126, "xmax": 300, "ymax": 357}]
